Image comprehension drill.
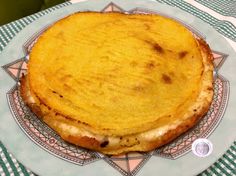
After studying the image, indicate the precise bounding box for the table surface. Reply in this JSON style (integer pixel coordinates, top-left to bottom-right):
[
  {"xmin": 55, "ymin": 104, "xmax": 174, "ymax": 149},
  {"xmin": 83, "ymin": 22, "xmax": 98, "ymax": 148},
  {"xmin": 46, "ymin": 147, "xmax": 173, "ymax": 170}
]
[{"xmin": 0, "ymin": 0, "xmax": 236, "ymax": 175}]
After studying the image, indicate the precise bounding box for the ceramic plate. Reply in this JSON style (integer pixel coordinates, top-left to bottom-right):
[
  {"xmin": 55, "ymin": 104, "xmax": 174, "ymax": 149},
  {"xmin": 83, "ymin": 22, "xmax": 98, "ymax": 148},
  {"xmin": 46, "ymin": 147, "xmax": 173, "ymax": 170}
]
[{"xmin": 0, "ymin": 0, "xmax": 236, "ymax": 175}]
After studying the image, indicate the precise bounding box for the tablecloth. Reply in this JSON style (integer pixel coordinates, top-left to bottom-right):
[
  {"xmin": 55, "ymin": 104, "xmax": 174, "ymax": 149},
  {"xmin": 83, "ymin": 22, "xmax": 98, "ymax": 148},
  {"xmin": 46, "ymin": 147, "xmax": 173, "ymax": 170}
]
[{"xmin": 0, "ymin": 0, "xmax": 236, "ymax": 175}]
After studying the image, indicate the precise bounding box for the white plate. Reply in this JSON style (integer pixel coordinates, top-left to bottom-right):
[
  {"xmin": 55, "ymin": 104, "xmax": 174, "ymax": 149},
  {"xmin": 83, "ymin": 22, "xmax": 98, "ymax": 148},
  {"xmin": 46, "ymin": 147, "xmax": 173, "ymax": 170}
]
[{"xmin": 0, "ymin": 0, "xmax": 236, "ymax": 175}]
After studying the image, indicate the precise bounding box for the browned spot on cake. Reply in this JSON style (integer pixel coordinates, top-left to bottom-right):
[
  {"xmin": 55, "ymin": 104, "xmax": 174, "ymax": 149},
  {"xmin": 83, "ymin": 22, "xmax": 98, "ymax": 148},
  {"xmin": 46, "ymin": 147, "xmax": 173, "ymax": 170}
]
[
  {"xmin": 179, "ymin": 51, "xmax": 188, "ymax": 58},
  {"xmin": 207, "ymin": 87, "xmax": 213, "ymax": 91},
  {"xmin": 201, "ymin": 70, "xmax": 204, "ymax": 76},
  {"xmin": 162, "ymin": 74, "xmax": 172, "ymax": 84},
  {"xmin": 145, "ymin": 60, "xmax": 156, "ymax": 70},
  {"xmin": 153, "ymin": 43, "xmax": 164, "ymax": 53},
  {"xmin": 100, "ymin": 140, "xmax": 109, "ymax": 148}
]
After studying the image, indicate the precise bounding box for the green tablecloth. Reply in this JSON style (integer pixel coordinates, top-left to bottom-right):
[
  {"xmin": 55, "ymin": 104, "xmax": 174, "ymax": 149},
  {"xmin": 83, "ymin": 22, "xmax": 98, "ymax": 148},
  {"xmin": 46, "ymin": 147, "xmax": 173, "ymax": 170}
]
[{"xmin": 0, "ymin": 0, "xmax": 236, "ymax": 175}]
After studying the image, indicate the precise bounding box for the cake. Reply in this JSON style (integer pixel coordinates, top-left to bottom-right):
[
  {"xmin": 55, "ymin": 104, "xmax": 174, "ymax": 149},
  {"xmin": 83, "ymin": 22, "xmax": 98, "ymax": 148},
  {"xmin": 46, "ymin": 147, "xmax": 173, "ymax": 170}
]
[{"xmin": 20, "ymin": 12, "xmax": 214, "ymax": 155}]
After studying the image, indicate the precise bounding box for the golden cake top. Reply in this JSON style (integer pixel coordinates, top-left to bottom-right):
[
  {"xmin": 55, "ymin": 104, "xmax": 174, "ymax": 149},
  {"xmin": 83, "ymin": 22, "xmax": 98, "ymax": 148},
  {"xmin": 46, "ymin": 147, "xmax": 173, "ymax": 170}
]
[{"xmin": 28, "ymin": 12, "xmax": 206, "ymax": 136}]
